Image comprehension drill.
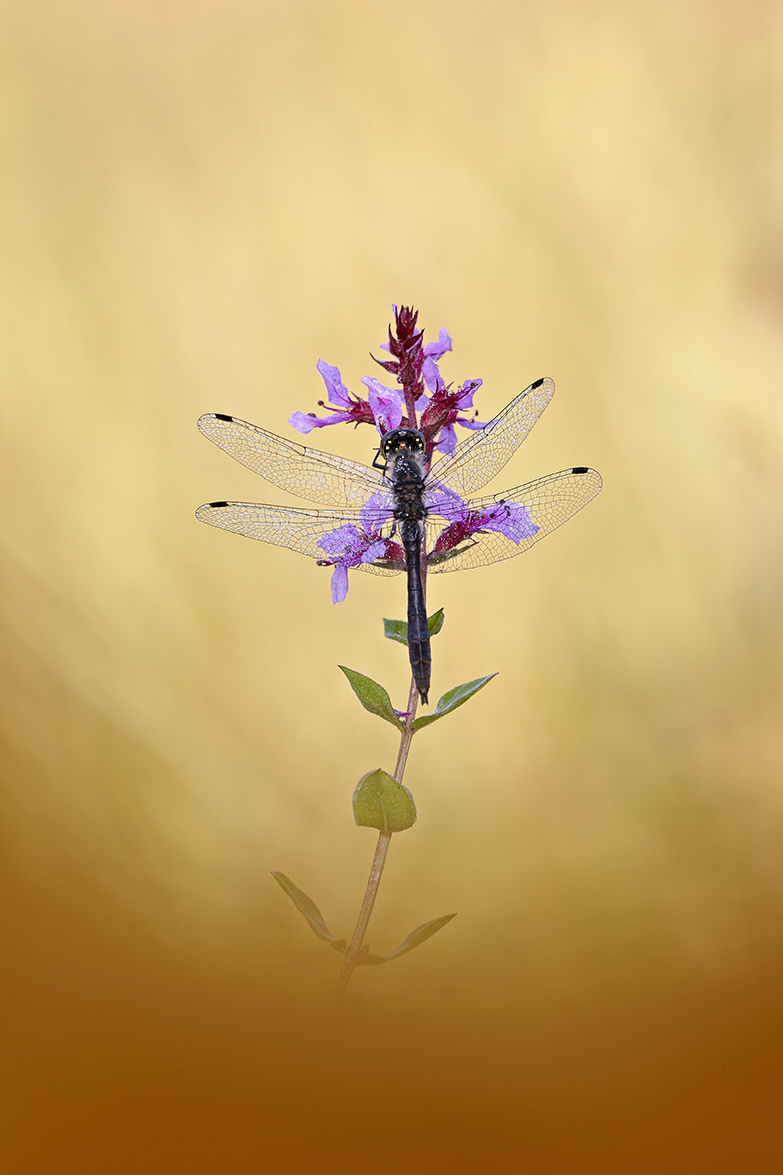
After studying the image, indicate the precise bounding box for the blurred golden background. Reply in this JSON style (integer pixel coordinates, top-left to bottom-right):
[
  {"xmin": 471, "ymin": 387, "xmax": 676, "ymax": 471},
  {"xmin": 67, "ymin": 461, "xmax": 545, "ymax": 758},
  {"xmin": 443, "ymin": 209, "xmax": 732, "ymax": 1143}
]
[{"xmin": 2, "ymin": 0, "xmax": 783, "ymax": 1170}]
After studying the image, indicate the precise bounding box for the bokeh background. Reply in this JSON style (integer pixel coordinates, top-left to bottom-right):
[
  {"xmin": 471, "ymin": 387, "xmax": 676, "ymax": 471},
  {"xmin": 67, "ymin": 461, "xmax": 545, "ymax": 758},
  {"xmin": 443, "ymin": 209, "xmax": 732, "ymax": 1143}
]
[{"xmin": 2, "ymin": 0, "xmax": 783, "ymax": 1170}]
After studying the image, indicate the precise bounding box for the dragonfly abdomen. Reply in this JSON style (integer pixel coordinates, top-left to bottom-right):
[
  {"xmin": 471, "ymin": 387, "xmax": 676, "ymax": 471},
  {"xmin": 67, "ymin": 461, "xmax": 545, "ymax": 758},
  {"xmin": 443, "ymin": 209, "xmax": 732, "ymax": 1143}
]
[
  {"xmin": 387, "ymin": 443, "xmax": 431, "ymax": 704},
  {"xmin": 401, "ymin": 519, "xmax": 430, "ymax": 705},
  {"xmin": 376, "ymin": 434, "xmax": 427, "ymax": 700}
]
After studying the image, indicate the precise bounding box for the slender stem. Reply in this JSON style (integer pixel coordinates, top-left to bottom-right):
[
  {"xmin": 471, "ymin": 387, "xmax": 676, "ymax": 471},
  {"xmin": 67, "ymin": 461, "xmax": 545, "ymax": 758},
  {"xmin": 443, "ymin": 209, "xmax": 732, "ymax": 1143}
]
[
  {"xmin": 403, "ymin": 384, "xmax": 419, "ymax": 429},
  {"xmin": 394, "ymin": 677, "xmax": 420, "ymax": 780},
  {"xmin": 335, "ymin": 829, "xmax": 391, "ymax": 1001},
  {"xmin": 335, "ymin": 676, "xmax": 420, "ymax": 1001},
  {"xmin": 400, "ymin": 367, "xmax": 425, "ymax": 432}
]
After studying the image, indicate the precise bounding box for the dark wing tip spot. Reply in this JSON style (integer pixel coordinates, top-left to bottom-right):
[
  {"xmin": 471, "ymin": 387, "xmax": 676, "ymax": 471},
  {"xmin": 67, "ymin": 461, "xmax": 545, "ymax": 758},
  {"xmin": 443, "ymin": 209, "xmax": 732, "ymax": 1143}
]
[
  {"xmin": 571, "ymin": 467, "xmax": 589, "ymax": 475},
  {"xmin": 208, "ymin": 500, "xmax": 229, "ymax": 508},
  {"xmin": 215, "ymin": 413, "xmax": 234, "ymax": 422},
  {"xmin": 531, "ymin": 377, "xmax": 545, "ymax": 389}
]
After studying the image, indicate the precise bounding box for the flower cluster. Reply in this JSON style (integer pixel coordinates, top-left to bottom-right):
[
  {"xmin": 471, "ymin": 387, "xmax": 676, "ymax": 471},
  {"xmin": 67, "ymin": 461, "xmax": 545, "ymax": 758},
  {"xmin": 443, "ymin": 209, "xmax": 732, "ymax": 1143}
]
[
  {"xmin": 315, "ymin": 493, "xmax": 403, "ymax": 603},
  {"xmin": 289, "ymin": 306, "xmax": 486, "ymax": 457},
  {"xmin": 428, "ymin": 490, "xmax": 539, "ymax": 562},
  {"xmin": 291, "ymin": 307, "xmax": 539, "ymax": 601}
]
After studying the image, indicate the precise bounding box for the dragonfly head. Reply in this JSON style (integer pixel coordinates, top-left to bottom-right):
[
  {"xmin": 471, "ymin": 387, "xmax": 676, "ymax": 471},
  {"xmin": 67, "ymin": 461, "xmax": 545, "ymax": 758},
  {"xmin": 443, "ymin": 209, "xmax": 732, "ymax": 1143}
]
[{"xmin": 379, "ymin": 428, "xmax": 426, "ymax": 461}]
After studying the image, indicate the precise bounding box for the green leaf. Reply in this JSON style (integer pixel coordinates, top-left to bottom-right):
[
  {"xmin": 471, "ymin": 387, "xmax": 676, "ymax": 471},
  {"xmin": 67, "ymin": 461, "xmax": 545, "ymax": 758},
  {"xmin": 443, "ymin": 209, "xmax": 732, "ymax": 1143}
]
[
  {"xmin": 339, "ymin": 667, "xmax": 403, "ymax": 730},
  {"xmin": 413, "ymin": 674, "xmax": 497, "ymax": 731},
  {"xmin": 427, "ymin": 608, "xmax": 445, "ymax": 637},
  {"xmin": 271, "ymin": 872, "xmax": 346, "ymax": 953},
  {"xmin": 382, "ymin": 617, "xmax": 409, "ymax": 646},
  {"xmin": 382, "ymin": 608, "xmax": 445, "ymax": 646},
  {"xmin": 359, "ymin": 913, "xmax": 457, "ymax": 965},
  {"xmin": 352, "ymin": 768, "xmax": 417, "ymax": 833}
]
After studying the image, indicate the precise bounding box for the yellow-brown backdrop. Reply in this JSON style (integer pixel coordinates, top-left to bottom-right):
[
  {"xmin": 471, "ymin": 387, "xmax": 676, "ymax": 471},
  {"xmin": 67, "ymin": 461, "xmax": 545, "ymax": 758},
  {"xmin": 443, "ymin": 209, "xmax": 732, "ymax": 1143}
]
[{"xmin": 2, "ymin": 1, "xmax": 782, "ymax": 1171}]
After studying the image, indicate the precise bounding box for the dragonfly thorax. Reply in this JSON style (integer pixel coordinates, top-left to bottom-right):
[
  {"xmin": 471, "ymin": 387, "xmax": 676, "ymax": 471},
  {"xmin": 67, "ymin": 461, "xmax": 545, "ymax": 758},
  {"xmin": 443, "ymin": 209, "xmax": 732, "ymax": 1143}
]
[{"xmin": 381, "ymin": 428, "xmax": 429, "ymax": 523}]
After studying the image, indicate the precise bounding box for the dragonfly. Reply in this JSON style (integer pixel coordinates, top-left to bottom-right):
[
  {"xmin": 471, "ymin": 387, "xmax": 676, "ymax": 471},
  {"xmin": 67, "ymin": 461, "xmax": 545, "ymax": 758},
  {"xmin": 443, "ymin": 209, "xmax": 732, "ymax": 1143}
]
[{"xmin": 196, "ymin": 376, "xmax": 601, "ymax": 705}]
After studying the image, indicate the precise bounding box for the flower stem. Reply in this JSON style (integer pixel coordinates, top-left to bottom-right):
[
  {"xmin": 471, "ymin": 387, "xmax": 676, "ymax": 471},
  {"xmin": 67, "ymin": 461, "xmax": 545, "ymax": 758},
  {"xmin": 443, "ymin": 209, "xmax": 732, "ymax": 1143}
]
[
  {"xmin": 335, "ymin": 677, "xmax": 419, "ymax": 1000},
  {"xmin": 334, "ymin": 829, "xmax": 391, "ymax": 1001},
  {"xmin": 394, "ymin": 675, "xmax": 420, "ymax": 779}
]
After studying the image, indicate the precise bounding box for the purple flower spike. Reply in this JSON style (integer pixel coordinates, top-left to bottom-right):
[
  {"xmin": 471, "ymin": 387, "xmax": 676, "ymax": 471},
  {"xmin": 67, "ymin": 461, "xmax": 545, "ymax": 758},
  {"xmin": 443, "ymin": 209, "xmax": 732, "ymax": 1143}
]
[{"xmin": 287, "ymin": 305, "xmax": 490, "ymax": 455}]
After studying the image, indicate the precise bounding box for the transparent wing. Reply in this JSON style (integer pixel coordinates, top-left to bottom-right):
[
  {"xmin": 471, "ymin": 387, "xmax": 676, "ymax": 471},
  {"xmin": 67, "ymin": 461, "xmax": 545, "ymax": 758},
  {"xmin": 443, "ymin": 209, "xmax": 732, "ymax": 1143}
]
[
  {"xmin": 427, "ymin": 377, "xmax": 555, "ymax": 498},
  {"xmin": 424, "ymin": 466, "xmax": 602, "ymax": 574},
  {"xmin": 196, "ymin": 501, "xmax": 404, "ymax": 577},
  {"xmin": 197, "ymin": 413, "xmax": 386, "ymax": 507}
]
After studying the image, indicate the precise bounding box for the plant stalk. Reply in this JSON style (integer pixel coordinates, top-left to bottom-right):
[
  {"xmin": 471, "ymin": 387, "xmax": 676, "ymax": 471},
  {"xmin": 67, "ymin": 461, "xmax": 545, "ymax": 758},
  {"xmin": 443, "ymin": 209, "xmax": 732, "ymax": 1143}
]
[{"xmin": 335, "ymin": 677, "xmax": 419, "ymax": 999}]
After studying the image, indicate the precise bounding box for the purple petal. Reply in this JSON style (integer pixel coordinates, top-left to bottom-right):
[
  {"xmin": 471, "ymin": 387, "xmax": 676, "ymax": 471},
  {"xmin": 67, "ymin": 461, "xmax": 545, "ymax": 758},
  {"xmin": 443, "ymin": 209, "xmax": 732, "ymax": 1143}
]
[
  {"xmin": 317, "ymin": 524, "xmax": 362, "ymax": 559},
  {"xmin": 288, "ymin": 411, "xmax": 319, "ymax": 434},
  {"xmin": 289, "ymin": 409, "xmax": 353, "ymax": 434},
  {"xmin": 427, "ymin": 487, "xmax": 470, "ymax": 521},
  {"xmin": 330, "ymin": 564, "xmax": 349, "ymax": 602},
  {"xmin": 435, "ymin": 423, "xmax": 458, "ymax": 454},
  {"xmin": 454, "ymin": 378, "xmax": 482, "ymax": 409},
  {"xmin": 421, "ymin": 354, "xmax": 441, "ymax": 392},
  {"xmin": 360, "ymin": 539, "xmax": 388, "ymax": 566},
  {"xmin": 363, "ymin": 377, "xmax": 404, "ymax": 433},
  {"xmin": 317, "ymin": 359, "xmax": 352, "ymax": 409},
  {"xmin": 360, "ymin": 492, "xmax": 393, "ymax": 532},
  {"xmin": 454, "ymin": 415, "xmax": 488, "ymax": 431},
  {"xmin": 477, "ymin": 502, "xmax": 539, "ymax": 543},
  {"xmin": 423, "ymin": 328, "xmax": 452, "ymax": 361}
]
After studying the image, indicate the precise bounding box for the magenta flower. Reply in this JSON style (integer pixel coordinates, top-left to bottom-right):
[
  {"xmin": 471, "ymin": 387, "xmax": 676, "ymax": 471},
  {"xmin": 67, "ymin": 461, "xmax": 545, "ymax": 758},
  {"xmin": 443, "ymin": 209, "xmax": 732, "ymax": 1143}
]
[
  {"xmin": 429, "ymin": 488, "xmax": 539, "ymax": 561},
  {"xmin": 289, "ymin": 361, "xmax": 376, "ymax": 434},
  {"xmin": 420, "ymin": 378, "xmax": 487, "ymax": 454},
  {"xmin": 316, "ymin": 494, "xmax": 398, "ymax": 602},
  {"xmin": 361, "ymin": 376, "xmax": 404, "ymax": 434},
  {"xmin": 317, "ymin": 526, "xmax": 387, "ymax": 602}
]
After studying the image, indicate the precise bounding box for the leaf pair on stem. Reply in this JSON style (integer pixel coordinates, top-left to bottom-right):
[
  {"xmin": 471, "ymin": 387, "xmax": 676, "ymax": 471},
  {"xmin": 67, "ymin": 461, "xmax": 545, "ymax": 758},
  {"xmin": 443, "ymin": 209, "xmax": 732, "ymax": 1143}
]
[{"xmin": 272, "ymin": 611, "xmax": 495, "ymax": 995}]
